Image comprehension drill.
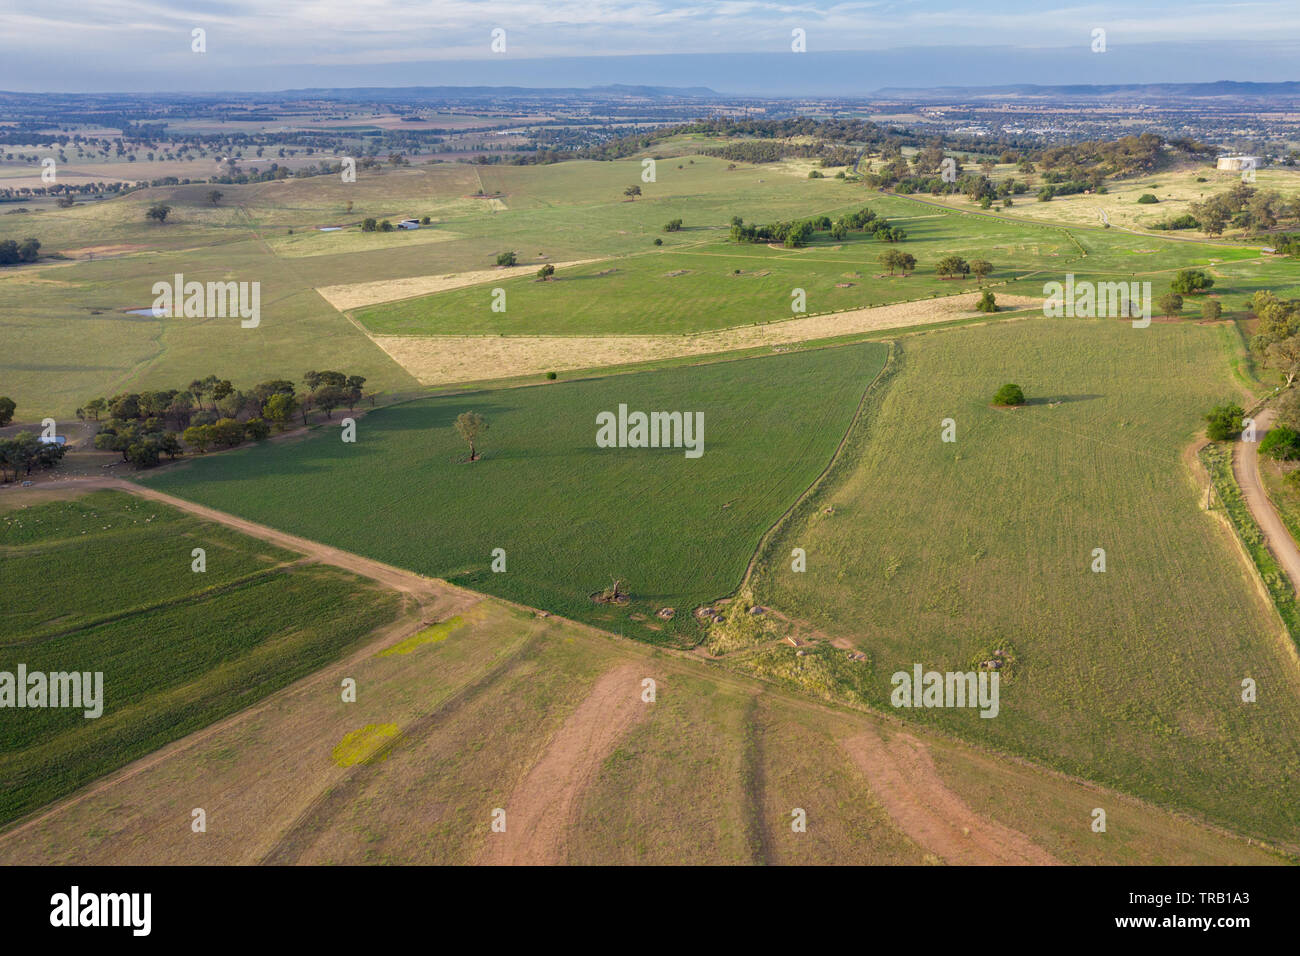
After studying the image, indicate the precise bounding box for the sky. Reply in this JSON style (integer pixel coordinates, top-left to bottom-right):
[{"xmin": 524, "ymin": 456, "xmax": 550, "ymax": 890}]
[{"xmin": 1, "ymin": 0, "xmax": 1298, "ymax": 94}]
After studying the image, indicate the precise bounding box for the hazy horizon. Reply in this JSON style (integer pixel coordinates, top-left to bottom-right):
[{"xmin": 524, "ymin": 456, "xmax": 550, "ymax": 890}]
[{"xmin": 3, "ymin": 0, "xmax": 1300, "ymax": 95}]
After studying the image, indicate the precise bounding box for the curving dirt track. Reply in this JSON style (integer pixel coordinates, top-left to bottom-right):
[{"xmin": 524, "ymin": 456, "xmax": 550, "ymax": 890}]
[
  {"xmin": 1233, "ymin": 407, "xmax": 1300, "ymax": 596},
  {"xmin": 477, "ymin": 663, "xmax": 652, "ymax": 865},
  {"xmin": 842, "ymin": 730, "xmax": 1060, "ymax": 865}
]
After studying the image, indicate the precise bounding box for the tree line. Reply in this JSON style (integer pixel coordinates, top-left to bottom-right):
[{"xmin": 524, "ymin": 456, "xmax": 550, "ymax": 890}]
[
  {"xmin": 728, "ymin": 206, "xmax": 904, "ymax": 248},
  {"xmin": 81, "ymin": 369, "xmax": 371, "ymax": 468}
]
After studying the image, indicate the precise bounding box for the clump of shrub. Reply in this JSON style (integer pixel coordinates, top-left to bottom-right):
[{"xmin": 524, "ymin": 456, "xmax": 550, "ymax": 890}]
[
  {"xmin": 975, "ymin": 290, "xmax": 997, "ymax": 313},
  {"xmin": 1260, "ymin": 425, "xmax": 1300, "ymax": 460},
  {"xmin": 992, "ymin": 383, "xmax": 1025, "ymax": 406},
  {"xmin": 1137, "ymin": 193, "xmax": 1159, "ymax": 204},
  {"xmin": 1204, "ymin": 403, "xmax": 1245, "ymax": 441}
]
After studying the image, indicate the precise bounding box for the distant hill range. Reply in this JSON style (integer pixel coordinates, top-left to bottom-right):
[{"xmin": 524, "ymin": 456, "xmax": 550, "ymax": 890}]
[
  {"xmin": 871, "ymin": 81, "xmax": 1300, "ymax": 102},
  {"xmin": 278, "ymin": 84, "xmax": 721, "ymax": 102}
]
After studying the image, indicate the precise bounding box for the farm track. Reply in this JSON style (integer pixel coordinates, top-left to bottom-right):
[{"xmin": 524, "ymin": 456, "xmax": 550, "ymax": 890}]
[
  {"xmin": 1233, "ymin": 407, "xmax": 1300, "ymax": 596},
  {"xmin": 842, "ymin": 730, "xmax": 1060, "ymax": 865},
  {"xmin": 476, "ymin": 662, "xmax": 653, "ymax": 866}
]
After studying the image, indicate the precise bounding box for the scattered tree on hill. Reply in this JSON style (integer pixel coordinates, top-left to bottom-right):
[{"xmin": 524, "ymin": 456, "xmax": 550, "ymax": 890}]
[
  {"xmin": 0, "ymin": 238, "xmax": 40, "ymax": 265},
  {"xmin": 455, "ymin": 411, "xmax": 489, "ymax": 462},
  {"xmin": 207, "ymin": 190, "xmax": 223, "ymax": 205},
  {"xmin": 0, "ymin": 396, "xmax": 14, "ymax": 427},
  {"xmin": 935, "ymin": 254, "xmax": 970, "ymax": 279},
  {"xmin": 262, "ymin": 392, "xmax": 299, "ymax": 430},
  {"xmin": 1171, "ymin": 269, "xmax": 1215, "ymax": 294},
  {"xmin": 1248, "ymin": 291, "xmax": 1300, "ymax": 352},
  {"xmin": 361, "ymin": 218, "xmax": 377, "ymax": 232},
  {"xmin": 538, "ymin": 263, "xmax": 555, "ymax": 280},
  {"xmin": 1265, "ymin": 333, "xmax": 1300, "ymax": 386},
  {"xmin": 496, "ymin": 250, "xmax": 518, "ymax": 267},
  {"xmin": 879, "ymin": 249, "xmax": 901, "ymax": 275},
  {"xmin": 0, "ymin": 431, "xmax": 67, "ymax": 481},
  {"xmin": 1202, "ymin": 299, "xmax": 1223, "ymax": 322},
  {"xmin": 244, "ymin": 418, "xmax": 271, "ymax": 441},
  {"xmin": 664, "ymin": 219, "xmax": 683, "ymax": 232},
  {"xmin": 1158, "ymin": 292, "xmax": 1184, "ymax": 318},
  {"xmin": 183, "ymin": 424, "xmax": 213, "ymax": 453},
  {"xmin": 146, "ymin": 202, "xmax": 171, "ymax": 223},
  {"xmin": 896, "ymin": 252, "xmax": 916, "ymax": 274},
  {"xmin": 624, "ymin": 185, "xmax": 641, "ymax": 199},
  {"xmin": 210, "ymin": 418, "xmax": 244, "ymax": 447},
  {"xmin": 970, "ymin": 259, "xmax": 993, "ymax": 283},
  {"xmin": 993, "ymin": 383, "xmax": 1025, "ymax": 406},
  {"xmin": 1203, "ymin": 403, "xmax": 1244, "ymax": 441},
  {"xmin": 1259, "ymin": 425, "xmax": 1300, "ymax": 460}
]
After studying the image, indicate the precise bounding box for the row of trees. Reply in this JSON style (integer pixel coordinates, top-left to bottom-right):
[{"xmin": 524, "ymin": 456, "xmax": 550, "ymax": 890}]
[
  {"xmin": 0, "ymin": 432, "xmax": 67, "ymax": 482},
  {"xmin": 0, "ymin": 237, "xmax": 40, "ymax": 265},
  {"xmin": 728, "ymin": 207, "xmax": 904, "ymax": 248},
  {"xmin": 82, "ymin": 369, "xmax": 370, "ymax": 468},
  {"xmin": 1188, "ymin": 183, "xmax": 1298, "ymax": 236}
]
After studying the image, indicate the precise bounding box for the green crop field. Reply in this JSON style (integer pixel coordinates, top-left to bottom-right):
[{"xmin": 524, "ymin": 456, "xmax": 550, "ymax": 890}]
[
  {"xmin": 138, "ymin": 343, "xmax": 889, "ymax": 643},
  {"xmin": 352, "ymin": 193, "xmax": 1261, "ymax": 337},
  {"xmin": 0, "ymin": 489, "xmax": 401, "ymax": 827},
  {"xmin": 749, "ymin": 317, "xmax": 1300, "ymax": 845}
]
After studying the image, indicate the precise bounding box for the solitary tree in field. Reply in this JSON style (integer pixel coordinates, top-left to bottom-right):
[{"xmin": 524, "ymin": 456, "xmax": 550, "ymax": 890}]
[
  {"xmin": 624, "ymin": 185, "xmax": 641, "ymax": 200},
  {"xmin": 146, "ymin": 202, "xmax": 172, "ymax": 223},
  {"xmin": 896, "ymin": 252, "xmax": 917, "ymax": 275},
  {"xmin": 992, "ymin": 383, "xmax": 1025, "ymax": 406},
  {"xmin": 538, "ymin": 263, "xmax": 555, "ymax": 280},
  {"xmin": 975, "ymin": 290, "xmax": 998, "ymax": 313},
  {"xmin": 970, "ymin": 259, "xmax": 993, "ymax": 284},
  {"xmin": 207, "ymin": 190, "xmax": 223, "ymax": 205},
  {"xmin": 496, "ymin": 250, "xmax": 517, "ymax": 267},
  {"xmin": 879, "ymin": 249, "xmax": 901, "ymax": 275},
  {"xmin": 455, "ymin": 411, "xmax": 489, "ymax": 462},
  {"xmin": 1159, "ymin": 292, "xmax": 1184, "ymax": 318},
  {"xmin": 1202, "ymin": 299, "xmax": 1222, "ymax": 322}
]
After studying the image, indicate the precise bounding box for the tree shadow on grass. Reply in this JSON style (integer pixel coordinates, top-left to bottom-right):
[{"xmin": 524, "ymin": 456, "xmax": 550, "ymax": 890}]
[{"xmin": 1022, "ymin": 394, "xmax": 1103, "ymax": 407}]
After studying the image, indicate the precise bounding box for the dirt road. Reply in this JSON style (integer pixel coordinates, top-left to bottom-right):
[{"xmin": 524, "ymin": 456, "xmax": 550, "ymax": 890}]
[
  {"xmin": 477, "ymin": 663, "xmax": 652, "ymax": 865},
  {"xmin": 32, "ymin": 476, "xmax": 474, "ymax": 616},
  {"xmin": 1232, "ymin": 407, "xmax": 1300, "ymax": 596},
  {"xmin": 843, "ymin": 730, "xmax": 1059, "ymax": 865}
]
